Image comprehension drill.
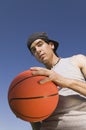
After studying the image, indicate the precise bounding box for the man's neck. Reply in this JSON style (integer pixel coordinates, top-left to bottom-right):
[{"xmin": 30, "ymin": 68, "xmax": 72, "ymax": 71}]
[{"xmin": 46, "ymin": 56, "xmax": 60, "ymax": 69}]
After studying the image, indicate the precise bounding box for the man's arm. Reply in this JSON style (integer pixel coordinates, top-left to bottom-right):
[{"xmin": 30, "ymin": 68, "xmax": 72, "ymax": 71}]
[
  {"xmin": 67, "ymin": 54, "xmax": 86, "ymax": 96},
  {"xmin": 52, "ymin": 54, "xmax": 86, "ymax": 96},
  {"xmin": 30, "ymin": 54, "xmax": 86, "ymax": 96}
]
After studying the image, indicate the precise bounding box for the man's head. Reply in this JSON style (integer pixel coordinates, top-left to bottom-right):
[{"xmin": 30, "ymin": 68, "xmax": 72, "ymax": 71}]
[{"xmin": 27, "ymin": 32, "xmax": 59, "ymax": 54}]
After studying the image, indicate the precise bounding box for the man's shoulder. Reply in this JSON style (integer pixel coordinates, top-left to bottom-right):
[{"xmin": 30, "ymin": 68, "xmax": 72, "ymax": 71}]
[
  {"xmin": 71, "ymin": 54, "xmax": 85, "ymax": 60},
  {"xmin": 61, "ymin": 54, "xmax": 85, "ymax": 64},
  {"xmin": 70, "ymin": 54, "xmax": 86, "ymax": 68}
]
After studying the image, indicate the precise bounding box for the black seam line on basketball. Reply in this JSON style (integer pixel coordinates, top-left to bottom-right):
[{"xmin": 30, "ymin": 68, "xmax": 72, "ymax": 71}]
[
  {"xmin": 9, "ymin": 75, "xmax": 41, "ymax": 92},
  {"xmin": 12, "ymin": 107, "xmax": 50, "ymax": 119},
  {"xmin": 9, "ymin": 93, "xmax": 58, "ymax": 103}
]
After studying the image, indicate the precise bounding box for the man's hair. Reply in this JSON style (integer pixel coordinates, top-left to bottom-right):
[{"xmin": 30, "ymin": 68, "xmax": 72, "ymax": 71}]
[{"xmin": 27, "ymin": 32, "xmax": 59, "ymax": 56}]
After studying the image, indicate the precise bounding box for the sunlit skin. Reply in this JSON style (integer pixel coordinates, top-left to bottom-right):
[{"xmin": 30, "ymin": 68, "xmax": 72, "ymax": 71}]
[
  {"xmin": 30, "ymin": 39, "xmax": 59, "ymax": 69},
  {"xmin": 30, "ymin": 39, "xmax": 86, "ymax": 96}
]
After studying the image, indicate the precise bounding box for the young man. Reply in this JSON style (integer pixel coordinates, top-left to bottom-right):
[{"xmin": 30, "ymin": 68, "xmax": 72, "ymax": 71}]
[{"xmin": 27, "ymin": 32, "xmax": 86, "ymax": 130}]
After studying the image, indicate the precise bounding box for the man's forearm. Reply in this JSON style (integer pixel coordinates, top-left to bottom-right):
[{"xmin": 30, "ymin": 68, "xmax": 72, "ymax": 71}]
[
  {"xmin": 55, "ymin": 76, "xmax": 86, "ymax": 96},
  {"xmin": 67, "ymin": 79, "xmax": 86, "ymax": 96}
]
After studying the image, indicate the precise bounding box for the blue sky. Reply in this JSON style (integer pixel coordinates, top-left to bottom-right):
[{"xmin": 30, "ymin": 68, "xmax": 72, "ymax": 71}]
[{"xmin": 0, "ymin": 0, "xmax": 86, "ymax": 130}]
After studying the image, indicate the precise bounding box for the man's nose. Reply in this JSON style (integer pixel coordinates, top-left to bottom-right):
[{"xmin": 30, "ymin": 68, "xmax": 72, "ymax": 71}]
[{"xmin": 36, "ymin": 47, "xmax": 41, "ymax": 53}]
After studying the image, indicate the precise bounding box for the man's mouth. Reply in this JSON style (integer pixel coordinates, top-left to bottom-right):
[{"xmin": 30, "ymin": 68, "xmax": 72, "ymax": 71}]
[{"xmin": 39, "ymin": 54, "xmax": 45, "ymax": 60}]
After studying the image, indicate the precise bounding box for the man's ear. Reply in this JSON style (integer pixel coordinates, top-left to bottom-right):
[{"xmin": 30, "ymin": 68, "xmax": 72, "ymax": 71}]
[{"xmin": 49, "ymin": 42, "xmax": 55, "ymax": 50}]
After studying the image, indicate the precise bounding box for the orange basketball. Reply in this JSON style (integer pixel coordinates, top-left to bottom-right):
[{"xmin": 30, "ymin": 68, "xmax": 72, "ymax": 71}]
[{"xmin": 8, "ymin": 69, "xmax": 59, "ymax": 122}]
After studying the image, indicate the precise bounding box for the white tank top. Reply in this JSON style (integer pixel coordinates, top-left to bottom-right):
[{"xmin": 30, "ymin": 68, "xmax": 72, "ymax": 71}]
[{"xmin": 52, "ymin": 57, "xmax": 86, "ymax": 112}]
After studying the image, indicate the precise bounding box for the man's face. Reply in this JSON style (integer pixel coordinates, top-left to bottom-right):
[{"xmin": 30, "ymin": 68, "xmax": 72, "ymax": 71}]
[{"xmin": 30, "ymin": 39, "xmax": 55, "ymax": 64}]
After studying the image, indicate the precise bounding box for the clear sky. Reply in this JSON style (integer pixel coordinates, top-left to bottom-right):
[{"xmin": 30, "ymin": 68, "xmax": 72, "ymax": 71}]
[{"xmin": 0, "ymin": 0, "xmax": 86, "ymax": 130}]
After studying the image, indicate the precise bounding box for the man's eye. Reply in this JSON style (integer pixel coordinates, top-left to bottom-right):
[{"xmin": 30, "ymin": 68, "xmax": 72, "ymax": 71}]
[{"xmin": 38, "ymin": 43, "xmax": 43, "ymax": 47}]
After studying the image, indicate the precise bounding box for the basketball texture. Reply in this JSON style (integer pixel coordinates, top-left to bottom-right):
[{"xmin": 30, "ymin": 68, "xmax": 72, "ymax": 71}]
[{"xmin": 8, "ymin": 69, "xmax": 59, "ymax": 122}]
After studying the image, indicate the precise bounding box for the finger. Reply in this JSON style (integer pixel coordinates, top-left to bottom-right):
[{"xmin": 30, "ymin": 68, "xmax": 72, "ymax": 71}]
[
  {"xmin": 30, "ymin": 67, "xmax": 50, "ymax": 76},
  {"xmin": 30, "ymin": 67, "xmax": 44, "ymax": 75},
  {"xmin": 39, "ymin": 77, "xmax": 51, "ymax": 84},
  {"xmin": 30, "ymin": 67, "xmax": 42, "ymax": 70},
  {"xmin": 34, "ymin": 70, "xmax": 50, "ymax": 76}
]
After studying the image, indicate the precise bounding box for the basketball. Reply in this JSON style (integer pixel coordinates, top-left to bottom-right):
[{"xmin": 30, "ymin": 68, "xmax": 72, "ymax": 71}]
[{"xmin": 8, "ymin": 69, "xmax": 59, "ymax": 122}]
